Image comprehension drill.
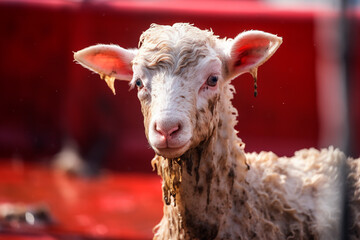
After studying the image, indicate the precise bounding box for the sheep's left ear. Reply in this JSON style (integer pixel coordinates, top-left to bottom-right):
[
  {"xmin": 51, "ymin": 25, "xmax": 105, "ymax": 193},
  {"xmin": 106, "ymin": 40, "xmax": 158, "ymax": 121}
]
[{"xmin": 227, "ymin": 30, "xmax": 282, "ymax": 80}]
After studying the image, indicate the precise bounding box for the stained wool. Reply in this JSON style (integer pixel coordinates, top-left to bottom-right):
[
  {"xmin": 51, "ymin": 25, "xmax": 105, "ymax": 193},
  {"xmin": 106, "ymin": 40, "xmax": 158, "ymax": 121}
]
[{"xmin": 74, "ymin": 23, "xmax": 360, "ymax": 240}]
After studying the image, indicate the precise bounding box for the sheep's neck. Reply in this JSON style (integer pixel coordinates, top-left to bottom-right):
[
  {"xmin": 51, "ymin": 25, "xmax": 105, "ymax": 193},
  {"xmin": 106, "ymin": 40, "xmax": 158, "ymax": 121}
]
[{"xmin": 152, "ymin": 118, "xmax": 248, "ymax": 239}]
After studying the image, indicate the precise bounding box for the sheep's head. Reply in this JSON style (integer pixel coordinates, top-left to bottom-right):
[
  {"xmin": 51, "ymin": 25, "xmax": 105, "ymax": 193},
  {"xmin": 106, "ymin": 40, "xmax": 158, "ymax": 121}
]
[{"xmin": 74, "ymin": 23, "xmax": 282, "ymax": 159}]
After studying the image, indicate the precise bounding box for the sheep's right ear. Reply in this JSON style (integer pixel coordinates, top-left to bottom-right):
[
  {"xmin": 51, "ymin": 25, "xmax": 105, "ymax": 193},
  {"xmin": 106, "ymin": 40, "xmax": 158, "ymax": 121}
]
[{"xmin": 74, "ymin": 44, "xmax": 136, "ymax": 94}]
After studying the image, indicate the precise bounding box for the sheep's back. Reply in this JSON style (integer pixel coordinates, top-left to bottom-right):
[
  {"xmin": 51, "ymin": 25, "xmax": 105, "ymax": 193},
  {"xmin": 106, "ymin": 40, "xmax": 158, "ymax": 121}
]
[
  {"xmin": 245, "ymin": 147, "xmax": 346, "ymax": 239},
  {"xmin": 347, "ymin": 156, "xmax": 360, "ymax": 239}
]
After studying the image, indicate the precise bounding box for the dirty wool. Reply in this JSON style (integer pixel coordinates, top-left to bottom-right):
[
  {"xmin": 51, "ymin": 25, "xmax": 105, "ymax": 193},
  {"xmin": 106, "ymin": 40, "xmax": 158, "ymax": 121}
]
[{"xmin": 74, "ymin": 23, "xmax": 360, "ymax": 240}]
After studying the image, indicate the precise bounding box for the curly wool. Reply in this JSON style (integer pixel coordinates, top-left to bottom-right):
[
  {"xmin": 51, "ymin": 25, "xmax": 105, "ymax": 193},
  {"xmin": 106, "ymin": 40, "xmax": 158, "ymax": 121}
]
[
  {"xmin": 134, "ymin": 23, "xmax": 220, "ymax": 74},
  {"xmin": 132, "ymin": 24, "xmax": 360, "ymax": 240},
  {"xmin": 245, "ymin": 148, "xmax": 345, "ymax": 239},
  {"xmin": 74, "ymin": 23, "xmax": 360, "ymax": 240}
]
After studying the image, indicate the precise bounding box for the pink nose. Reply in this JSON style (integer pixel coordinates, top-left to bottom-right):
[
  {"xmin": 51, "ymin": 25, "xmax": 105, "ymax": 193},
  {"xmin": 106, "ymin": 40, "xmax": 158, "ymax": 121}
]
[
  {"xmin": 149, "ymin": 117, "xmax": 189, "ymax": 150},
  {"xmin": 155, "ymin": 121, "xmax": 181, "ymax": 140}
]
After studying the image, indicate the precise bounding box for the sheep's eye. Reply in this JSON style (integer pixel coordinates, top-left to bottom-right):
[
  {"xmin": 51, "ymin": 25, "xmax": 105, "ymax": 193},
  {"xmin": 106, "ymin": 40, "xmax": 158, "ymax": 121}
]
[
  {"xmin": 206, "ymin": 75, "xmax": 218, "ymax": 87},
  {"xmin": 135, "ymin": 78, "xmax": 143, "ymax": 88}
]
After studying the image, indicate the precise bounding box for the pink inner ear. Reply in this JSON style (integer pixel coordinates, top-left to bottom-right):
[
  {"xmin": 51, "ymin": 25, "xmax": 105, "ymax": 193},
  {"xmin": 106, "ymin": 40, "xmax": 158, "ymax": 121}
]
[
  {"xmin": 233, "ymin": 38, "xmax": 270, "ymax": 69},
  {"xmin": 87, "ymin": 50, "xmax": 132, "ymax": 76}
]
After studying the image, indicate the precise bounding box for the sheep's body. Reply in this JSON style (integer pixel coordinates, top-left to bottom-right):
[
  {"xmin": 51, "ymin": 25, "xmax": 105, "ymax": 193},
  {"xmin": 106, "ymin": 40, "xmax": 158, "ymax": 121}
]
[
  {"xmin": 151, "ymin": 83, "xmax": 360, "ymax": 239},
  {"xmin": 74, "ymin": 23, "xmax": 360, "ymax": 240},
  {"xmin": 153, "ymin": 147, "xmax": 359, "ymax": 239}
]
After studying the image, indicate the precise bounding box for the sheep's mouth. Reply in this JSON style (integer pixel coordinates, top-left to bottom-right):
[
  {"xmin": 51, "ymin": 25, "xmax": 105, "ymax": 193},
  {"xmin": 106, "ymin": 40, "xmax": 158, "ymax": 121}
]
[{"xmin": 153, "ymin": 142, "xmax": 190, "ymax": 159}]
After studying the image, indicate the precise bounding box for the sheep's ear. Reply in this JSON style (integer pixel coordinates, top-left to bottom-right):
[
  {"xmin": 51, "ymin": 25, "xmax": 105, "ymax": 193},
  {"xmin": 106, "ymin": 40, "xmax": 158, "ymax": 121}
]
[
  {"xmin": 74, "ymin": 44, "xmax": 136, "ymax": 95},
  {"xmin": 227, "ymin": 30, "xmax": 282, "ymax": 80}
]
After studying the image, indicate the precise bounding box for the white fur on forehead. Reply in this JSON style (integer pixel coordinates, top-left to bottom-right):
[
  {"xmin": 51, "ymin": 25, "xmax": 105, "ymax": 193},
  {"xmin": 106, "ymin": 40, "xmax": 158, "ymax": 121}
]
[
  {"xmin": 133, "ymin": 23, "xmax": 221, "ymax": 73},
  {"xmin": 139, "ymin": 23, "xmax": 218, "ymax": 48}
]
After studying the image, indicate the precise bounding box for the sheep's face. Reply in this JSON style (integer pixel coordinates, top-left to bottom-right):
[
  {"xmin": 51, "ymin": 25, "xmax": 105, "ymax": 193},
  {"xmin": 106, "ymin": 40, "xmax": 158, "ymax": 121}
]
[
  {"xmin": 131, "ymin": 49, "xmax": 224, "ymax": 158},
  {"xmin": 73, "ymin": 23, "xmax": 282, "ymax": 159}
]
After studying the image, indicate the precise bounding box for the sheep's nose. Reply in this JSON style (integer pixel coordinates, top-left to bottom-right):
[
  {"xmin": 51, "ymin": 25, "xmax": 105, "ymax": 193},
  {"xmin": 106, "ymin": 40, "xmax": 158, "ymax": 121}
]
[
  {"xmin": 155, "ymin": 120, "xmax": 181, "ymax": 140},
  {"xmin": 148, "ymin": 116, "xmax": 191, "ymax": 153}
]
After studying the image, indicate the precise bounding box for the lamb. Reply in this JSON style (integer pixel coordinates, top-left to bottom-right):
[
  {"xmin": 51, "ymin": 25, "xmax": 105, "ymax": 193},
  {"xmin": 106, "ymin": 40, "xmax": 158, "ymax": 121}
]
[{"xmin": 73, "ymin": 23, "xmax": 360, "ymax": 240}]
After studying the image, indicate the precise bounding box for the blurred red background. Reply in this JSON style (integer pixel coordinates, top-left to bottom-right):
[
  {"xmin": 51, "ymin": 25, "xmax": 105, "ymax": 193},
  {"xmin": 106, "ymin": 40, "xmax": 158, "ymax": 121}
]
[
  {"xmin": 0, "ymin": 0, "xmax": 359, "ymax": 172},
  {"xmin": 0, "ymin": 0, "xmax": 359, "ymax": 239}
]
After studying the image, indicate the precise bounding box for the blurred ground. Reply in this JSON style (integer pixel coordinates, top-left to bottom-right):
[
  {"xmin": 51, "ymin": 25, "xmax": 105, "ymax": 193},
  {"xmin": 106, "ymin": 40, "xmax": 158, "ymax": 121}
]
[{"xmin": 0, "ymin": 160, "xmax": 163, "ymax": 240}]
